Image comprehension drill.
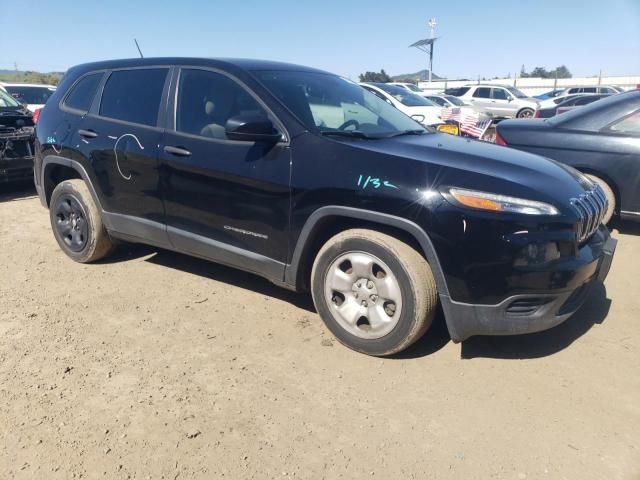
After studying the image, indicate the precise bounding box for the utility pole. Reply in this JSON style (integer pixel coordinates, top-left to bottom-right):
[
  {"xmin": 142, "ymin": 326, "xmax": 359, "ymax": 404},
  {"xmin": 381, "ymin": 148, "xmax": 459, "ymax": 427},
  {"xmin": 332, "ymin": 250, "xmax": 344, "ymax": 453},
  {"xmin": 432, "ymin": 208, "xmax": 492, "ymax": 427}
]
[
  {"xmin": 427, "ymin": 18, "xmax": 436, "ymax": 83},
  {"xmin": 409, "ymin": 17, "xmax": 439, "ymax": 85}
]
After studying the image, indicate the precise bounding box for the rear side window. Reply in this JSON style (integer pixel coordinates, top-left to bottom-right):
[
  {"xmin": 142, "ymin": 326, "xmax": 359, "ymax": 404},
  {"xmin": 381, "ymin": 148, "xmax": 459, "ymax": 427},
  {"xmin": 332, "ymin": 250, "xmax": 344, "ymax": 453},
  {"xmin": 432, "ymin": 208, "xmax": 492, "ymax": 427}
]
[
  {"xmin": 99, "ymin": 69, "xmax": 167, "ymax": 126},
  {"xmin": 473, "ymin": 87, "xmax": 491, "ymax": 98},
  {"xmin": 64, "ymin": 73, "xmax": 103, "ymax": 112},
  {"xmin": 609, "ymin": 110, "xmax": 640, "ymax": 135}
]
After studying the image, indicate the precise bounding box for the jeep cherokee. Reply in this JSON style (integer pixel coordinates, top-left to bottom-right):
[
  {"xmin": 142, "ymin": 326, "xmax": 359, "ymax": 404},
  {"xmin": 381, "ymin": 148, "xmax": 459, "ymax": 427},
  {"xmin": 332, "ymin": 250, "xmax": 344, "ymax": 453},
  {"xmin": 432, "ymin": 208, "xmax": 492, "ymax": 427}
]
[{"xmin": 34, "ymin": 58, "xmax": 616, "ymax": 356}]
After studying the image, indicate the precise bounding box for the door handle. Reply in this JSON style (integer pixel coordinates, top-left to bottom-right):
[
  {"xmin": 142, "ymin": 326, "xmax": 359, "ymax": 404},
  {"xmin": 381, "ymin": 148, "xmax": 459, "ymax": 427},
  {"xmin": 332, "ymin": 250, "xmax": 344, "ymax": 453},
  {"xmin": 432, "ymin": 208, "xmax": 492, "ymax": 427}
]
[
  {"xmin": 78, "ymin": 129, "xmax": 98, "ymax": 139},
  {"xmin": 164, "ymin": 145, "xmax": 192, "ymax": 157}
]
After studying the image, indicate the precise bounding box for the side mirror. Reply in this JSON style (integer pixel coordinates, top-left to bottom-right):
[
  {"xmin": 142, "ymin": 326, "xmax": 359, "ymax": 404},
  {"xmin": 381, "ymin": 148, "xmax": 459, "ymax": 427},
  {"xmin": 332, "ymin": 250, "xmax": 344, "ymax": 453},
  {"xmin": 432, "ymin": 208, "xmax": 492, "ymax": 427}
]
[{"xmin": 225, "ymin": 114, "xmax": 282, "ymax": 143}]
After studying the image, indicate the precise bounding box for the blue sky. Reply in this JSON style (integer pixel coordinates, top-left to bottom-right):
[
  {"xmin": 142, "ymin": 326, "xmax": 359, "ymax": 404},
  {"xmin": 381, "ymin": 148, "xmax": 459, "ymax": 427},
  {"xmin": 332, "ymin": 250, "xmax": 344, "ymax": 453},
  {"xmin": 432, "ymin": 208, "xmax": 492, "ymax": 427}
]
[{"xmin": 1, "ymin": 0, "xmax": 639, "ymax": 79}]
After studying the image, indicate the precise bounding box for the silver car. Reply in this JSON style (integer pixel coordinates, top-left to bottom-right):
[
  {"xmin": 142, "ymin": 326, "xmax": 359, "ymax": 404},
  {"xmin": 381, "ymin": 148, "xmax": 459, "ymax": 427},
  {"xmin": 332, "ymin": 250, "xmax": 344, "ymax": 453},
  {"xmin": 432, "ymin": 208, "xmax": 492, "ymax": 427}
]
[{"xmin": 453, "ymin": 84, "xmax": 540, "ymax": 118}]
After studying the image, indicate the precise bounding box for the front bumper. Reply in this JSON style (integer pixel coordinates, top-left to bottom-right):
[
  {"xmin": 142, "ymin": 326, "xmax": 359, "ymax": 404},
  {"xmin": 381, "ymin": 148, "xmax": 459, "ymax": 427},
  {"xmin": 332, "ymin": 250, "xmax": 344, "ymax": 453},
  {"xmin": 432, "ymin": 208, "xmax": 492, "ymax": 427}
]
[{"xmin": 441, "ymin": 227, "xmax": 617, "ymax": 342}]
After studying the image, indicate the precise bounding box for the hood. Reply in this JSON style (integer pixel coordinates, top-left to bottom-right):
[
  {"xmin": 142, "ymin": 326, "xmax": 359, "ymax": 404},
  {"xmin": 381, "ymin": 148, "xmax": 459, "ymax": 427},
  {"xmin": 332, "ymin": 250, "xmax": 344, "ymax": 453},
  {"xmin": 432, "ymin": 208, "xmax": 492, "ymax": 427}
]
[{"xmin": 336, "ymin": 131, "xmax": 590, "ymax": 207}]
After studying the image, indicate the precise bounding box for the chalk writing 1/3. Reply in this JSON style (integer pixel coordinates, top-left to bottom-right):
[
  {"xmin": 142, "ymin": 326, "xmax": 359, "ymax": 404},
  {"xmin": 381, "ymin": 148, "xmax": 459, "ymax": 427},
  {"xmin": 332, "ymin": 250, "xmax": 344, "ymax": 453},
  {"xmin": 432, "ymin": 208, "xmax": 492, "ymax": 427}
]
[{"xmin": 357, "ymin": 174, "xmax": 398, "ymax": 190}]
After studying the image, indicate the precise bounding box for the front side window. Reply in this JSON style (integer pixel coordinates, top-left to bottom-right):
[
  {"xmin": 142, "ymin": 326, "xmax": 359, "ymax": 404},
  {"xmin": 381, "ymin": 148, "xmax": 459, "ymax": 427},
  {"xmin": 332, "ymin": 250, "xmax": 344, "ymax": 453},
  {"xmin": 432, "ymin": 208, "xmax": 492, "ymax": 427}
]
[
  {"xmin": 64, "ymin": 73, "xmax": 103, "ymax": 112},
  {"xmin": 583, "ymin": 87, "xmax": 597, "ymax": 93},
  {"xmin": 99, "ymin": 69, "xmax": 167, "ymax": 126},
  {"xmin": 175, "ymin": 69, "xmax": 268, "ymax": 139},
  {"xmin": 256, "ymin": 71, "xmax": 427, "ymax": 138},
  {"xmin": 427, "ymin": 96, "xmax": 447, "ymax": 106},
  {"xmin": 492, "ymin": 88, "xmax": 509, "ymax": 100},
  {"xmin": 473, "ymin": 87, "xmax": 491, "ymax": 98}
]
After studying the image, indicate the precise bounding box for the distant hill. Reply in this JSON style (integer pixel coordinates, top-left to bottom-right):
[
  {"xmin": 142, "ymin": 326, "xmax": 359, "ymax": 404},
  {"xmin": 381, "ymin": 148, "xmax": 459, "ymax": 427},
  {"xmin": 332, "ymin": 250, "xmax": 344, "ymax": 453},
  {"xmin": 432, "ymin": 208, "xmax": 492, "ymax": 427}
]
[
  {"xmin": 392, "ymin": 69, "xmax": 442, "ymax": 83},
  {"xmin": 0, "ymin": 70, "xmax": 64, "ymax": 86}
]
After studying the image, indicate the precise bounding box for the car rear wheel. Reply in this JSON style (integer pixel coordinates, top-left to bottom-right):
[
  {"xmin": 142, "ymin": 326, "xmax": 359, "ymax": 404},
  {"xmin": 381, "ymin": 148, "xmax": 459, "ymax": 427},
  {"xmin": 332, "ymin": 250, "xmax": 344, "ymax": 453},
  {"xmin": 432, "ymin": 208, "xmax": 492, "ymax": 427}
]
[
  {"xmin": 517, "ymin": 108, "xmax": 535, "ymax": 118},
  {"xmin": 311, "ymin": 229, "xmax": 438, "ymax": 356},
  {"xmin": 49, "ymin": 179, "xmax": 113, "ymax": 263},
  {"xmin": 585, "ymin": 174, "xmax": 616, "ymax": 224}
]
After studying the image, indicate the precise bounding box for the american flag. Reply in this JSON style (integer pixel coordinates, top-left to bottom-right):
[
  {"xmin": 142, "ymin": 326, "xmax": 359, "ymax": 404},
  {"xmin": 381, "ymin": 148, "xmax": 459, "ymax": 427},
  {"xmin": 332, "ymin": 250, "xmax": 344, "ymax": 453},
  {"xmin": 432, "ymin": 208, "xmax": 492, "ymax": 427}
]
[
  {"xmin": 460, "ymin": 111, "xmax": 492, "ymax": 138},
  {"xmin": 440, "ymin": 107, "xmax": 461, "ymax": 123}
]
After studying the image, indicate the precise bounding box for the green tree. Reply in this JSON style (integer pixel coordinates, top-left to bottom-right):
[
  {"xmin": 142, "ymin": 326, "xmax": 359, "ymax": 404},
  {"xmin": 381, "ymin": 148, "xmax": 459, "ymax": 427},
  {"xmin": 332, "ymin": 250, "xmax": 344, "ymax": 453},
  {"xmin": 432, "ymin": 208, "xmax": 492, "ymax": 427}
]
[{"xmin": 358, "ymin": 69, "xmax": 392, "ymax": 83}]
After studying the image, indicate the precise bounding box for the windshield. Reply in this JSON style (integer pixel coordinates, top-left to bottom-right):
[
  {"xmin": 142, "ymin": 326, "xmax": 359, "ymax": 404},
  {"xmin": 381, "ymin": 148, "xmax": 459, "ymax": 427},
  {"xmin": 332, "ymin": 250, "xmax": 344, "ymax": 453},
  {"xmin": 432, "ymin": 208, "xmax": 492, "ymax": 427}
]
[
  {"xmin": 505, "ymin": 86, "xmax": 528, "ymax": 98},
  {"xmin": 403, "ymin": 84, "xmax": 422, "ymax": 93},
  {"xmin": 5, "ymin": 85, "xmax": 55, "ymax": 105},
  {"xmin": 374, "ymin": 83, "xmax": 437, "ymax": 107},
  {"xmin": 255, "ymin": 71, "xmax": 428, "ymax": 138},
  {"xmin": 445, "ymin": 96, "xmax": 466, "ymax": 106},
  {"xmin": 0, "ymin": 89, "xmax": 22, "ymax": 108}
]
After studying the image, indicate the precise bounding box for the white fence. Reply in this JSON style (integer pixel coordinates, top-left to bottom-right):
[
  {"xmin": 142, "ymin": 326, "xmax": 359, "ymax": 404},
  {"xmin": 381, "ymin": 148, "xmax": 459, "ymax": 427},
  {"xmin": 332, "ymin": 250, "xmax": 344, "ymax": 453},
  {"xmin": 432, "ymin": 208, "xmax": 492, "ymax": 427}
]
[{"xmin": 417, "ymin": 76, "xmax": 640, "ymax": 96}]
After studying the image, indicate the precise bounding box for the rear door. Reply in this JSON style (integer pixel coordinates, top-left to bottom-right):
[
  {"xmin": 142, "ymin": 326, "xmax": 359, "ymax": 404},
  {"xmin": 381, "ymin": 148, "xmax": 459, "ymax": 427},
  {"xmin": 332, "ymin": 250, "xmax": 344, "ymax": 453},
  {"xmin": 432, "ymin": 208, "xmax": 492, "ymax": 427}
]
[
  {"xmin": 159, "ymin": 67, "xmax": 291, "ymax": 274},
  {"xmin": 76, "ymin": 67, "xmax": 169, "ymax": 228}
]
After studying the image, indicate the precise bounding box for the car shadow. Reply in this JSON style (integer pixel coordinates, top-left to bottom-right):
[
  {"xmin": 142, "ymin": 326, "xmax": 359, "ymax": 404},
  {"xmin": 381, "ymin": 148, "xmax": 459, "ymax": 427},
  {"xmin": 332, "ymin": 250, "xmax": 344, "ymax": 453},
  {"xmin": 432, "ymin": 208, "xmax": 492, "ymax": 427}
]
[
  {"xmin": 460, "ymin": 281, "xmax": 611, "ymax": 360},
  {"xmin": 391, "ymin": 305, "xmax": 452, "ymax": 359},
  {"xmin": 0, "ymin": 182, "xmax": 37, "ymax": 202},
  {"xmin": 611, "ymin": 218, "xmax": 640, "ymax": 236},
  {"xmin": 138, "ymin": 246, "xmax": 316, "ymax": 313}
]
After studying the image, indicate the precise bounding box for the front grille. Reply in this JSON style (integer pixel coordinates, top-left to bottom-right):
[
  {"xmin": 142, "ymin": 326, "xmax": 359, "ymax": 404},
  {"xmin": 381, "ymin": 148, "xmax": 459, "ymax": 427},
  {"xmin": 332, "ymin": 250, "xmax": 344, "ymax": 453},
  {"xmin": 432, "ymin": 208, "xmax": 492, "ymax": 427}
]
[{"xmin": 570, "ymin": 185, "xmax": 607, "ymax": 243}]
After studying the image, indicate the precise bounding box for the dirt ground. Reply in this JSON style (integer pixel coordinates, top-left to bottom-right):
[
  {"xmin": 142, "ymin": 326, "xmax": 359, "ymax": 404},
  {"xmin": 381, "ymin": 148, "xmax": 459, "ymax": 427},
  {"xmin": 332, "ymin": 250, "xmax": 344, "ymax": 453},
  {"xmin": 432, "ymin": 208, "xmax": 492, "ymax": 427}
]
[{"xmin": 0, "ymin": 184, "xmax": 638, "ymax": 480}]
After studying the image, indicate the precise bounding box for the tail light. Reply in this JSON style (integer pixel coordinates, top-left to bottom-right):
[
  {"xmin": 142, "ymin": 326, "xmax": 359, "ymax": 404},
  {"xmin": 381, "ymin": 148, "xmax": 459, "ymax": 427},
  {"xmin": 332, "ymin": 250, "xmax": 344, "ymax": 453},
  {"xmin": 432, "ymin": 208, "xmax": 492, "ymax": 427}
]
[
  {"xmin": 495, "ymin": 131, "xmax": 507, "ymax": 146},
  {"xmin": 32, "ymin": 108, "xmax": 42, "ymax": 124},
  {"xmin": 534, "ymin": 109, "xmax": 541, "ymax": 118}
]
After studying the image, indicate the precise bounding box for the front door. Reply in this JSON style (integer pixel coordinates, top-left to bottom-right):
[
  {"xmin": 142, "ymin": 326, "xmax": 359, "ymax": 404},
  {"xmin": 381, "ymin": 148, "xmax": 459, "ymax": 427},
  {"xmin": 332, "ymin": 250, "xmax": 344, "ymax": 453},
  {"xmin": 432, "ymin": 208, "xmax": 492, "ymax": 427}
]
[{"xmin": 159, "ymin": 68, "xmax": 291, "ymax": 276}]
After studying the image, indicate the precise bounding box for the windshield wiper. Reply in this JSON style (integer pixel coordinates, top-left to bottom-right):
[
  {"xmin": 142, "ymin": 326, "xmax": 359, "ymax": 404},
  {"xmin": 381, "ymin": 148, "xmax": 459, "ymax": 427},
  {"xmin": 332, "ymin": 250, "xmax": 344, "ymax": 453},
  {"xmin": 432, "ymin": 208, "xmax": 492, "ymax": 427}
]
[
  {"xmin": 320, "ymin": 130, "xmax": 373, "ymax": 139},
  {"xmin": 385, "ymin": 129, "xmax": 426, "ymax": 138}
]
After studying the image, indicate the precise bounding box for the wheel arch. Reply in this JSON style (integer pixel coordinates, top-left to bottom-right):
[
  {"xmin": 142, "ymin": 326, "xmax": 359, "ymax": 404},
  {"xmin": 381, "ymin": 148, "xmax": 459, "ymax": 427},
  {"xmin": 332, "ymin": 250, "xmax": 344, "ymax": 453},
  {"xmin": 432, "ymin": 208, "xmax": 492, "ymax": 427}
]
[
  {"xmin": 573, "ymin": 166, "xmax": 621, "ymax": 214},
  {"xmin": 41, "ymin": 156, "xmax": 103, "ymax": 211},
  {"xmin": 284, "ymin": 206, "xmax": 449, "ymax": 298}
]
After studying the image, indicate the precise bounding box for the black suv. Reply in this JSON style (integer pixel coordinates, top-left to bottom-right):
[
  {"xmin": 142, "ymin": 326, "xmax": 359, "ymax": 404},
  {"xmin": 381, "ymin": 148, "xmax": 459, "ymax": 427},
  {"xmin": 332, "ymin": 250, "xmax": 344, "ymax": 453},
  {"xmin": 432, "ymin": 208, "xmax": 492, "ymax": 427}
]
[{"xmin": 34, "ymin": 58, "xmax": 616, "ymax": 356}]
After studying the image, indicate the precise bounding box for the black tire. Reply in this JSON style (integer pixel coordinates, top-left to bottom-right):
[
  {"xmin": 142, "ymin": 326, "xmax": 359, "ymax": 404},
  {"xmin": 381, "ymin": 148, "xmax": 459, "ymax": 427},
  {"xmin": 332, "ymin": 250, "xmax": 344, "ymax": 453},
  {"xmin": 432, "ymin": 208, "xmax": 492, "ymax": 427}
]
[
  {"xmin": 49, "ymin": 179, "xmax": 113, "ymax": 263},
  {"xmin": 311, "ymin": 229, "xmax": 438, "ymax": 356},
  {"xmin": 585, "ymin": 174, "xmax": 616, "ymax": 224},
  {"xmin": 517, "ymin": 108, "xmax": 534, "ymax": 119}
]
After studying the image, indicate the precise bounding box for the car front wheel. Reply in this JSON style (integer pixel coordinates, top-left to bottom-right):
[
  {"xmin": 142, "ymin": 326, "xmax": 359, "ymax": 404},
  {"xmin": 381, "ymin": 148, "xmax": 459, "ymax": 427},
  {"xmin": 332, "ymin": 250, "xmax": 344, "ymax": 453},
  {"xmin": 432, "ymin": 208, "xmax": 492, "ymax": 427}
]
[{"xmin": 311, "ymin": 229, "xmax": 438, "ymax": 356}]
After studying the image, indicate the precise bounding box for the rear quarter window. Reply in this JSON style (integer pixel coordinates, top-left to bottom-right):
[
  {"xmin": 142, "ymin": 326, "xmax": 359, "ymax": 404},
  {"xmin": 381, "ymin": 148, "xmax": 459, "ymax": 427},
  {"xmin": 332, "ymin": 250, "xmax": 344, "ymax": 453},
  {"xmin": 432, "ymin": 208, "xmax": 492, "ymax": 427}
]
[
  {"xmin": 64, "ymin": 73, "xmax": 103, "ymax": 112},
  {"xmin": 99, "ymin": 69, "xmax": 167, "ymax": 127}
]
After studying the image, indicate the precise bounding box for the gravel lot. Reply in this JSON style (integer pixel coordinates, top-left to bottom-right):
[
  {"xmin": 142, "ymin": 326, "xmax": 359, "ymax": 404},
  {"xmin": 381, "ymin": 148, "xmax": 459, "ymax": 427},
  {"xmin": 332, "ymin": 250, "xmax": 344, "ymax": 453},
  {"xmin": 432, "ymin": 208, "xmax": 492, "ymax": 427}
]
[{"xmin": 1, "ymin": 184, "xmax": 639, "ymax": 480}]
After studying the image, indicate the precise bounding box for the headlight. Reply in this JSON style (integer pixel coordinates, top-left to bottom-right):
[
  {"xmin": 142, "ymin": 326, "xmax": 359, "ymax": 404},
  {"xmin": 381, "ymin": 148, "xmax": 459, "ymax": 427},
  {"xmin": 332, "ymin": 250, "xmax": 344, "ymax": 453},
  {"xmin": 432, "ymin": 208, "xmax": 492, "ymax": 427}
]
[{"xmin": 448, "ymin": 188, "xmax": 559, "ymax": 215}]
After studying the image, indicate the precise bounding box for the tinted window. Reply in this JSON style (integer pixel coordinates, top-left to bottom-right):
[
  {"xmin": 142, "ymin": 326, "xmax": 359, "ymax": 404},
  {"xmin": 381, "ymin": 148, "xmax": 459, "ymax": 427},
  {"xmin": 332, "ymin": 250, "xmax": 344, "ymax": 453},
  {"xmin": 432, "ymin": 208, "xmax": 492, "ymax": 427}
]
[
  {"xmin": 5, "ymin": 86, "xmax": 55, "ymax": 105},
  {"xmin": 444, "ymin": 87, "xmax": 470, "ymax": 97},
  {"xmin": 100, "ymin": 69, "xmax": 167, "ymax": 126},
  {"xmin": 427, "ymin": 96, "xmax": 447, "ymax": 106},
  {"xmin": 575, "ymin": 96, "xmax": 600, "ymax": 105},
  {"xmin": 473, "ymin": 87, "xmax": 491, "ymax": 98},
  {"xmin": 176, "ymin": 69, "xmax": 267, "ymax": 139},
  {"xmin": 492, "ymin": 88, "xmax": 509, "ymax": 100},
  {"xmin": 65, "ymin": 73, "xmax": 103, "ymax": 112},
  {"xmin": 583, "ymin": 87, "xmax": 597, "ymax": 93}
]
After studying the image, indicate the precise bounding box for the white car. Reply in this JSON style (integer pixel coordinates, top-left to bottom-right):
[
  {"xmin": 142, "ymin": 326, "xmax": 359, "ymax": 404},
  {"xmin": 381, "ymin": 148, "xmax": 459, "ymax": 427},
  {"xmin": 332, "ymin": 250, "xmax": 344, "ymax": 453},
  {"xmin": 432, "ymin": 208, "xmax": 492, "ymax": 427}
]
[
  {"xmin": 359, "ymin": 83, "xmax": 441, "ymax": 126},
  {"xmin": 0, "ymin": 83, "xmax": 56, "ymax": 112},
  {"xmin": 388, "ymin": 82, "xmax": 426, "ymax": 95}
]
